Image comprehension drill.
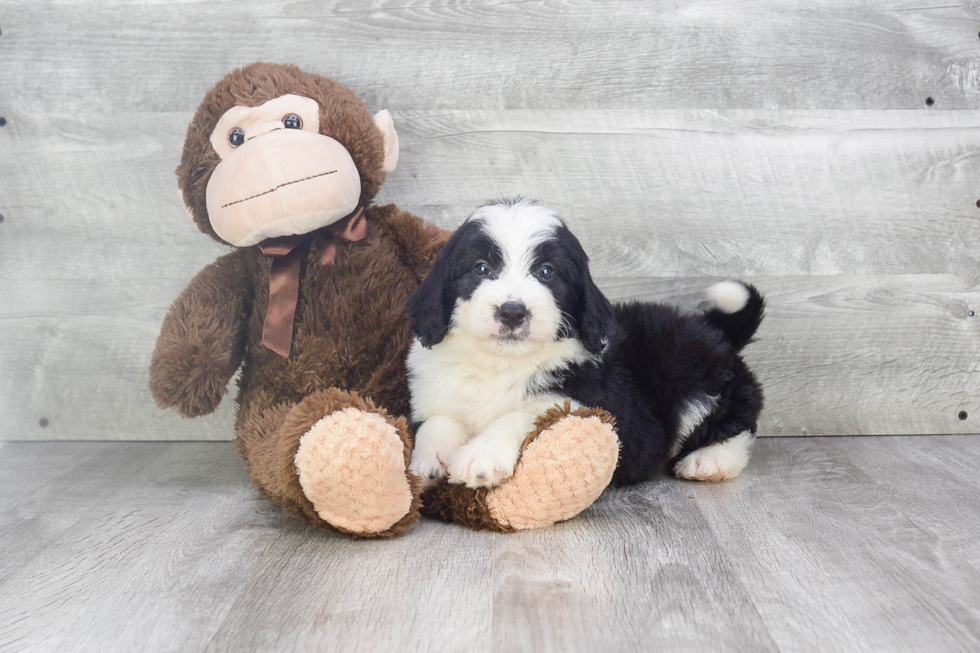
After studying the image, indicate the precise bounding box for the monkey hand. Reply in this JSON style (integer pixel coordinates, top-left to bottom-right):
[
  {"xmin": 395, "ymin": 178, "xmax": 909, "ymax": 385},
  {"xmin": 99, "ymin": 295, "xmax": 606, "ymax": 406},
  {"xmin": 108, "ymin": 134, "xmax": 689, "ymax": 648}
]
[{"xmin": 149, "ymin": 251, "xmax": 251, "ymax": 418}]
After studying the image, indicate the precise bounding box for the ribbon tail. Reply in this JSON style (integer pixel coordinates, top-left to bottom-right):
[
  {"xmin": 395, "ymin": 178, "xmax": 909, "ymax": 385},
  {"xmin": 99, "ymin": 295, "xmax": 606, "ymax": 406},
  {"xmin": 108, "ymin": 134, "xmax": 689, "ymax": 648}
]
[
  {"xmin": 258, "ymin": 207, "xmax": 367, "ymax": 357},
  {"xmin": 313, "ymin": 238, "xmax": 339, "ymax": 337},
  {"xmin": 261, "ymin": 248, "xmax": 304, "ymax": 357}
]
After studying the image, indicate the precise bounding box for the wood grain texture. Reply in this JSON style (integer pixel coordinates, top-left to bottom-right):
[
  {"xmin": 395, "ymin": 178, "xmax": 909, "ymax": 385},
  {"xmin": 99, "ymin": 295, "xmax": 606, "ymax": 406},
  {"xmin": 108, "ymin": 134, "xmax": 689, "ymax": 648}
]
[
  {"xmin": 2, "ymin": 438, "xmax": 979, "ymax": 652},
  {"xmin": 382, "ymin": 109, "xmax": 980, "ymax": 276},
  {"xmin": 4, "ymin": 109, "xmax": 979, "ymax": 279},
  {"xmin": 0, "ymin": 1, "xmax": 978, "ymax": 112},
  {"xmin": 691, "ymin": 436, "xmax": 980, "ymax": 652},
  {"xmin": 2, "ymin": 108, "xmax": 978, "ymax": 439}
]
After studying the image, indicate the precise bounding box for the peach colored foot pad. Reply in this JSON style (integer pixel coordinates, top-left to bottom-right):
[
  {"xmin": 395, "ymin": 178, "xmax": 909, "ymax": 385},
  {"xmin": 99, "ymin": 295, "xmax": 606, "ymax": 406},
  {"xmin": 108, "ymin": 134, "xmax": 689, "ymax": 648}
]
[
  {"xmin": 294, "ymin": 408, "xmax": 413, "ymax": 534},
  {"xmin": 487, "ymin": 415, "xmax": 619, "ymax": 530}
]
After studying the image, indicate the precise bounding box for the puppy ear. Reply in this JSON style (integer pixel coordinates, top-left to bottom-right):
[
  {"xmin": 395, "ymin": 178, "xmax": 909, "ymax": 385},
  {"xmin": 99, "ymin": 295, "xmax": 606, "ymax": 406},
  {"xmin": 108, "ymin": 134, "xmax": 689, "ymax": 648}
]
[
  {"xmin": 556, "ymin": 222, "xmax": 616, "ymax": 355},
  {"xmin": 579, "ymin": 268, "xmax": 616, "ymax": 355},
  {"xmin": 409, "ymin": 227, "xmax": 464, "ymax": 348}
]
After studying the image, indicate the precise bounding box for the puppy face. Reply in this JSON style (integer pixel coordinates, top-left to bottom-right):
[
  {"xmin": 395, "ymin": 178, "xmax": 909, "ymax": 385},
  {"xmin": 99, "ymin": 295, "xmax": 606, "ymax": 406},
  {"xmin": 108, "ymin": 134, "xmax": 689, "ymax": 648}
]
[{"xmin": 410, "ymin": 199, "xmax": 615, "ymax": 355}]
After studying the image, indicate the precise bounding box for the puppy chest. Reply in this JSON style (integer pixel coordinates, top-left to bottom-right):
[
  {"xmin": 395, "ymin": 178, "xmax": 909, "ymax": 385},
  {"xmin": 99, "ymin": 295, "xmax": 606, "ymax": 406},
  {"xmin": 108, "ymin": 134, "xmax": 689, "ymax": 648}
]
[{"xmin": 415, "ymin": 359, "xmax": 539, "ymax": 434}]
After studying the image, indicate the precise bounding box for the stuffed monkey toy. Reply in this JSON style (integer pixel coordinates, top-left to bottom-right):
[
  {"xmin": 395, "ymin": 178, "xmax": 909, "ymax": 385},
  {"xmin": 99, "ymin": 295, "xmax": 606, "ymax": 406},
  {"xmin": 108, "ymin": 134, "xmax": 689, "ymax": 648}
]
[{"xmin": 149, "ymin": 63, "xmax": 620, "ymax": 537}]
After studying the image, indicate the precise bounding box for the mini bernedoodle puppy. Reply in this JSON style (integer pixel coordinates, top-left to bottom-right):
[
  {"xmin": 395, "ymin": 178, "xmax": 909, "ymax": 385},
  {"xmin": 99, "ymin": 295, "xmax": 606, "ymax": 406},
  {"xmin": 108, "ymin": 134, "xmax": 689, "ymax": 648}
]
[{"xmin": 407, "ymin": 199, "xmax": 764, "ymax": 489}]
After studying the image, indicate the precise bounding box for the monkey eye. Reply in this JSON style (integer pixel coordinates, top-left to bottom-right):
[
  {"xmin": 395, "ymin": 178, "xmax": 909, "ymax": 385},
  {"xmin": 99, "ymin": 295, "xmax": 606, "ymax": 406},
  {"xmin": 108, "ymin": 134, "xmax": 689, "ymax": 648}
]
[
  {"xmin": 228, "ymin": 128, "xmax": 245, "ymax": 148},
  {"xmin": 534, "ymin": 264, "xmax": 555, "ymax": 281},
  {"xmin": 474, "ymin": 262, "xmax": 492, "ymax": 277},
  {"xmin": 283, "ymin": 114, "xmax": 302, "ymax": 129}
]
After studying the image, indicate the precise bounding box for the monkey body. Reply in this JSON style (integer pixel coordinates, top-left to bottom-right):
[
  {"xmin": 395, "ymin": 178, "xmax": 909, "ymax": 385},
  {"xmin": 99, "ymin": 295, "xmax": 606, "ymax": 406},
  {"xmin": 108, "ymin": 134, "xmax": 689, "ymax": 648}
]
[
  {"xmin": 153, "ymin": 202, "xmax": 444, "ymax": 535},
  {"xmin": 236, "ymin": 204, "xmax": 441, "ymax": 419},
  {"xmin": 149, "ymin": 63, "xmax": 619, "ymax": 535}
]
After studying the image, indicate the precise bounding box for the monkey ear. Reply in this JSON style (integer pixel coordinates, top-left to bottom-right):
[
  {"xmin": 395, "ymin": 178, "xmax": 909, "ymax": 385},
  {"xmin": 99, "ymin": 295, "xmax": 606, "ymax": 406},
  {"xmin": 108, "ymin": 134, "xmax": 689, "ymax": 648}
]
[{"xmin": 373, "ymin": 110, "xmax": 399, "ymax": 173}]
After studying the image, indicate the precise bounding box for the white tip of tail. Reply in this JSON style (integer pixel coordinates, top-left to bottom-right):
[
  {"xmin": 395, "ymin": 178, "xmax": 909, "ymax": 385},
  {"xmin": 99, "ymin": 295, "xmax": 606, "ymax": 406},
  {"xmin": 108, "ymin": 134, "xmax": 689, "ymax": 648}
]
[{"xmin": 707, "ymin": 281, "xmax": 750, "ymax": 314}]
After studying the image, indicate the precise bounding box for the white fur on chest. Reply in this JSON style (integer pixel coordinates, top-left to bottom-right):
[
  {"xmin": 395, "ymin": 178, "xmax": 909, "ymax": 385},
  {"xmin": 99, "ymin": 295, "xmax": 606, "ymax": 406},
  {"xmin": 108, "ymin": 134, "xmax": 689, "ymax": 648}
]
[{"xmin": 407, "ymin": 334, "xmax": 589, "ymax": 436}]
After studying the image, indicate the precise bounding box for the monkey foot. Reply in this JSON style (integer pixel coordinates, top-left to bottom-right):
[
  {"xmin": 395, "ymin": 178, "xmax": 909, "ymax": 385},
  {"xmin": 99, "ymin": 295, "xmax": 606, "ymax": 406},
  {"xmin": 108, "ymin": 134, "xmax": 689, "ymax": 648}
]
[
  {"xmin": 294, "ymin": 407, "xmax": 416, "ymax": 536},
  {"xmin": 422, "ymin": 403, "xmax": 620, "ymax": 531}
]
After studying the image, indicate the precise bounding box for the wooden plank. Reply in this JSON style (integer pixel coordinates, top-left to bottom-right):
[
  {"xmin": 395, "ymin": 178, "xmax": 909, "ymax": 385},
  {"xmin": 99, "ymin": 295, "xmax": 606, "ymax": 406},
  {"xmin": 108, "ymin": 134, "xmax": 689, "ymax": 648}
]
[
  {"xmin": 204, "ymin": 518, "xmax": 496, "ymax": 652},
  {"xmin": 3, "ymin": 109, "xmax": 979, "ymax": 279},
  {"xmin": 0, "ymin": 442, "xmax": 271, "ymax": 653},
  {"xmin": 1, "ymin": 109, "xmax": 978, "ymax": 439},
  {"xmin": 380, "ymin": 108, "xmax": 980, "ymax": 276},
  {"xmin": 692, "ymin": 435, "xmax": 980, "ymax": 652},
  {"xmin": 0, "ymin": 442, "xmax": 168, "ymax": 583},
  {"xmin": 0, "ymin": 111, "xmax": 226, "ymax": 282},
  {"xmin": 0, "ymin": 274, "xmax": 974, "ymax": 439},
  {"xmin": 0, "ymin": 279, "xmax": 239, "ymax": 441},
  {"xmin": 0, "ymin": 1, "xmax": 977, "ymax": 113},
  {"xmin": 603, "ymin": 274, "xmax": 980, "ymax": 437},
  {"xmin": 490, "ymin": 483, "xmax": 779, "ymax": 652},
  {"xmin": 2, "ymin": 439, "xmax": 980, "ymax": 652}
]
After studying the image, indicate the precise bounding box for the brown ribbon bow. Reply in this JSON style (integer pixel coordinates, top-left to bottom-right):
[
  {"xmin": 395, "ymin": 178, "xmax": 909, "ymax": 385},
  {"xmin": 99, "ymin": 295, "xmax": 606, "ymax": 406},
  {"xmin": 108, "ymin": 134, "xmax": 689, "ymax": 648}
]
[{"xmin": 257, "ymin": 207, "xmax": 368, "ymax": 358}]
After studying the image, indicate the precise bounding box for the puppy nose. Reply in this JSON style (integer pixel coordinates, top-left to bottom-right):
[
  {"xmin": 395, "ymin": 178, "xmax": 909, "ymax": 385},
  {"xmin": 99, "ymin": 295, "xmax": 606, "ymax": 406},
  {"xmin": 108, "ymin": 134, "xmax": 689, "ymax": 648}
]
[{"xmin": 497, "ymin": 301, "xmax": 528, "ymax": 329}]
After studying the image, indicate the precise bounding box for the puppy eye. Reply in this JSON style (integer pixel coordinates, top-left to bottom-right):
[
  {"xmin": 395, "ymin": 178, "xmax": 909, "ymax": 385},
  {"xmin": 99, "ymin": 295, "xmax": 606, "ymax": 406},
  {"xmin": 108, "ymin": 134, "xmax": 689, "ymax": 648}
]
[
  {"xmin": 228, "ymin": 128, "xmax": 246, "ymax": 147},
  {"xmin": 283, "ymin": 114, "xmax": 303, "ymax": 129},
  {"xmin": 474, "ymin": 262, "xmax": 492, "ymax": 277},
  {"xmin": 535, "ymin": 264, "xmax": 555, "ymax": 280}
]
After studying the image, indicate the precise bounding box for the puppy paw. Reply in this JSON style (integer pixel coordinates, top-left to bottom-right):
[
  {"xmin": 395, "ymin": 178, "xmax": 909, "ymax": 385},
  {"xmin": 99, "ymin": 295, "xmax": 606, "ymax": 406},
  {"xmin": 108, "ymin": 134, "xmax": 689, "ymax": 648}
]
[
  {"xmin": 410, "ymin": 448, "xmax": 448, "ymax": 487},
  {"xmin": 674, "ymin": 431, "xmax": 753, "ymax": 482},
  {"xmin": 411, "ymin": 415, "xmax": 469, "ymax": 488},
  {"xmin": 447, "ymin": 439, "xmax": 519, "ymax": 489}
]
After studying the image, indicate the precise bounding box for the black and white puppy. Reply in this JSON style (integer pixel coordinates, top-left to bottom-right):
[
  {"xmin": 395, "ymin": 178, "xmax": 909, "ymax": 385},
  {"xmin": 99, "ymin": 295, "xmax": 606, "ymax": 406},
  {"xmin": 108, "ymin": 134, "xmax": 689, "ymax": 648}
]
[{"xmin": 407, "ymin": 199, "xmax": 764, "ymax": 489}]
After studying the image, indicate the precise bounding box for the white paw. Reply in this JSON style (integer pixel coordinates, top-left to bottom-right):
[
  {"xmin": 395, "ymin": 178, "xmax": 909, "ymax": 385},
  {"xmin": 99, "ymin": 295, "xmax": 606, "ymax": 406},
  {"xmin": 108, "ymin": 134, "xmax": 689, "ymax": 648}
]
[
  {"xmin": 410, "ymin": 416, "xmax": 469, "ymax": 487},
  {"xmin": 447, "ymin": 439, "xmax": 519, "ymax": 489},
  {"xmin": 674, "ymin": 431, "xmax": 753, "ymax": 482},
  {"xmin": 409, "ymin": 448, "xmax": 448, "ymax": 485}
]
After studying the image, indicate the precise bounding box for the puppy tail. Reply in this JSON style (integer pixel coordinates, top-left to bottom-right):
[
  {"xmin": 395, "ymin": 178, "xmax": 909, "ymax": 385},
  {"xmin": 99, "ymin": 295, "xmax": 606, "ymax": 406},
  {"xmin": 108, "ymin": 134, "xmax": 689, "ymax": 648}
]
[{"xmin": 704, "ymin": 281, "xmax": 765, "ymax": 352}]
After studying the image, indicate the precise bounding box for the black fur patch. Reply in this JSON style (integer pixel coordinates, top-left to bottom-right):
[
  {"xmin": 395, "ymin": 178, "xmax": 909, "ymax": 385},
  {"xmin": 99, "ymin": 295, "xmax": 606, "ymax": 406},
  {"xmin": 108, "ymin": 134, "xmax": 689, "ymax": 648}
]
[
  {"xmin": 544, "ymin": 292, "xmax": 765, "ymax": 486},
  {"xmin": 527, "ymin": 224, "xmax": 617, "ymax": 355},
  {"xmin": 408, "ymin": 219, "xmax": 503, "ymax": 347}
]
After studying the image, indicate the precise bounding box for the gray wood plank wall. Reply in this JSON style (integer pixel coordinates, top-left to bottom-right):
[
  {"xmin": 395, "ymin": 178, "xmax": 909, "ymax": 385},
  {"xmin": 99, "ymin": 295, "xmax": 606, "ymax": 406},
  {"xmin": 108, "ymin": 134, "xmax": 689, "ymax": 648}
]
[{"xmin": 0, "ymin": 0, "xmax": 978, "ymax": 440}]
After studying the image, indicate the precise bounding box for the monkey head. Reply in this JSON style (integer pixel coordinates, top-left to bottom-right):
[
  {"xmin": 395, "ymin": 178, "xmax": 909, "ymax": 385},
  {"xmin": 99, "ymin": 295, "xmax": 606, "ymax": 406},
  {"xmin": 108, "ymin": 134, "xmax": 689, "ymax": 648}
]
[{"xmin": 177, "ymin": 63, "xmax": 399, "ymax": 246}]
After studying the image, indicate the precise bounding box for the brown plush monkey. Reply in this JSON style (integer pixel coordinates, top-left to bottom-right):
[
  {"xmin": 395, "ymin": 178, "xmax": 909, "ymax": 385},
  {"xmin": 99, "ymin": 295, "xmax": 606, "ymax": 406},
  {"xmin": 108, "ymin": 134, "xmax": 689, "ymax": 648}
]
[{"xmin": 150, "ymin": 62, "xmax": 619, "ymax": 537}]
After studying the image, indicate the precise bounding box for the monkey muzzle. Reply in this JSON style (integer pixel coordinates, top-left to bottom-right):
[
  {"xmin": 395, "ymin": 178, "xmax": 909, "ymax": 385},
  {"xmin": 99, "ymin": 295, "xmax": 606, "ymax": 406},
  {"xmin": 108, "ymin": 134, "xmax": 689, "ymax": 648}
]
[{"xmin": 205, "ymin": 129, "xmax": 362, "ymax": 247}]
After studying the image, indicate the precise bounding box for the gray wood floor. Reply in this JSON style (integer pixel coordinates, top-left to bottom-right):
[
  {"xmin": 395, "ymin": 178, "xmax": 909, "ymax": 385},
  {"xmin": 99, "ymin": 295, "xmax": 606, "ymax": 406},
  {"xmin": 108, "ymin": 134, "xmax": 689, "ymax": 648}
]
[{"xmin": 1, "ymin": 437, "xmax": 978, "ymax": 653}]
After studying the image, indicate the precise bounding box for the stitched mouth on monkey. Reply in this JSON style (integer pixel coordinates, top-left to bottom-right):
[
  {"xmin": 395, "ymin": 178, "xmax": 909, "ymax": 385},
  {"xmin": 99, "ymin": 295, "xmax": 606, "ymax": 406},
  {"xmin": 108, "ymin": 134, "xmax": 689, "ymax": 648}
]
[
  {"xmin": 220, "ymin": 170, "xmax": 338, "ymax": 209},
  {"xmin": 204, "ymin": 127, "xmax": 363, "ymax": 247}
]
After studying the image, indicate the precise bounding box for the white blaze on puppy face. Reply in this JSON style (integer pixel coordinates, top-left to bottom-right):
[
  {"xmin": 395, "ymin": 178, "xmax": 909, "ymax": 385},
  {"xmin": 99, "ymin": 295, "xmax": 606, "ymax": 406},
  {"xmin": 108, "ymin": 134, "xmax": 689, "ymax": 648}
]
[{"xmin": 451, "ymin": 201, "xmax": 565, "ymax": 351}]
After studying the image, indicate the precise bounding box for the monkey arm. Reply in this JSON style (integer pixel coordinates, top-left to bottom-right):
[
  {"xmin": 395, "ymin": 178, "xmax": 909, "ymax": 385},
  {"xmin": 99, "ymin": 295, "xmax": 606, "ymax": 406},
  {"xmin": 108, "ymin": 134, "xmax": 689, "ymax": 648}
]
[
  {"xmin": 374, "ymin": 204, "xmax": 452, "ymax": 282},
  {"xmin": 149, "ymin": 249, "xmax": 252, "ymax": 418}
]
